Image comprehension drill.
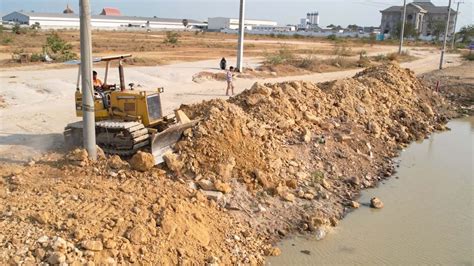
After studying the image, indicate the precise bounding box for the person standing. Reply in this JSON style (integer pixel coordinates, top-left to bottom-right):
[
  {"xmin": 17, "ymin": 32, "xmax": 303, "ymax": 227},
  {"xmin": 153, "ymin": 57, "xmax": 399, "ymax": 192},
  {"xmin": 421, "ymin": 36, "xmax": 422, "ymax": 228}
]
[
  {"xmin": 226, "ymin": 66, "xmax": 235, "ymax": 96},
  {"xmin": 220, "ymin": 57, "xmax": 227, "ymax": 70}
]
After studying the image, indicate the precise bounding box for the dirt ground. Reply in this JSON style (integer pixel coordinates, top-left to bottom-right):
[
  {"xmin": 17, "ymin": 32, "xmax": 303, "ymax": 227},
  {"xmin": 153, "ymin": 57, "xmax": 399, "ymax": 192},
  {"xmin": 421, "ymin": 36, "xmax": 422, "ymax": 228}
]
[
  {"xmin": 0, "ymin": 30, "xmax": 431, "ymax": 68},
  {"xmin": 420, "ymin": 61, "xmax": 474, "ymax": 115}
]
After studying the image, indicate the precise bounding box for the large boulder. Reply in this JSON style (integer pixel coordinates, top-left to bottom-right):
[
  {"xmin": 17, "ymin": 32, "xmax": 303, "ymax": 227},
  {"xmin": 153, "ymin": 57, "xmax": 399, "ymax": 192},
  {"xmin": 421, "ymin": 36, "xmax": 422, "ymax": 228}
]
[{"xmin": 130, "ymin": 151, "xmax": 155, "ymax": 172}]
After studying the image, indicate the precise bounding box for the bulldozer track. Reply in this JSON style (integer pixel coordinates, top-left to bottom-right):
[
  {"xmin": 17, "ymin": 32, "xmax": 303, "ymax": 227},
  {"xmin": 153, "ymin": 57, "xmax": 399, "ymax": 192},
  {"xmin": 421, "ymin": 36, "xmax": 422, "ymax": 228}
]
[{"xmin": 65, "ymin": 120, "xmax": 151, "ymax": 156}]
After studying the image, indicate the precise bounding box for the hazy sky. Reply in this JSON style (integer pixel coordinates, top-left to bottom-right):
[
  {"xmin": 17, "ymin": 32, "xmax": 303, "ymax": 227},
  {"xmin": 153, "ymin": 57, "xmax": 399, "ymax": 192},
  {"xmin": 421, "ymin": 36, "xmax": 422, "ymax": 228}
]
[{"xmin": 1, "ymin": 0, "xmax": 472, "ymax": 29}]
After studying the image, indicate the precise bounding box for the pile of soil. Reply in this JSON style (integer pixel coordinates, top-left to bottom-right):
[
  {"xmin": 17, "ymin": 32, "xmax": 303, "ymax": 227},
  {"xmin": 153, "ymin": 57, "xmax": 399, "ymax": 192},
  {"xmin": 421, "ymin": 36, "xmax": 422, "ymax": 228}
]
[{"xmin": 0, "ymin": 63, "xmax": 454, "ymax": 264}]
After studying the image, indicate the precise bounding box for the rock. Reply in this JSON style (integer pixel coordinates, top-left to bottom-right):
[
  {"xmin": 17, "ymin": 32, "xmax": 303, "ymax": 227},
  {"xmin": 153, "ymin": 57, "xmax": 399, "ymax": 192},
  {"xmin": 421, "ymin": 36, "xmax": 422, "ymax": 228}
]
[
  {"xmin": 321, "ymin": 179, "xmax": 331, "ymax": 190},
  {"xmin": 81, "ymin": 240, "xmax": 103, "ymax": 251},
  {"xmin": 36, "ymin": 235, "xmax": 49, "ymax": 244},
  {"xmin": 47, "ymin": 252, "xmax": 66, "ymax": 264},
  {"xmin": 127, "ymin": 226, "xmax": 149, "ymax": 245},
  {"xmin": 254, "ymin": 169, "xmax": 272, "ymax": 189},
  {"xmin": 34, "ymin": 248, "xmax": 46, "ymax": 260},
  {"xmin": 109, "ymin": 155, "xmax": 127, "ymax": 169},
  {"xmin": 351, "ymin": 201, "xmax": 360, "ymax": 208},
  {"xmin": 349, "ymin": 176, "xmax": 360, "ymax": 186},
  {"xmin": 370, "ymin": 197, "xmax": 384, "ymax": 209},
  {"xmin": 367, "ymin": 121, "xmax": 381, "ymax": 137},
  {"xmin": 200, "ymin": 190, "xmax": 224, "ymax": 202},
  {"xmin": 51, "ymin": 236, "xmax": 67, "ymax": 252},
  {"xmin": 301, "ymin": 250, "xmax": 311, "ymax": 255},
  {"xmin": 31, "ymin": 212, "xmax": 50, "ymax": 224},
  {"xmin": 103, "ymin": 239, "xmax": 117, "ymax": 249},
  {"xmin": 303, "ymin": 193, "xmax": 315, "ymax": 200},
  {"xmin": 286, "ymin": 179, "xmax": 297, "ymax": 189},
  {"xmin": 420, "ymin": 103, "xmax": 434, "ymax": 117},
  {"xmin": 266, "ymin": 247, "xmax": 281, "ymax": 256},
  {"xmin": 162, "ymin": 152, "xmax": 183, "ymax": 173},
  {"xmin": 197, "ymin": 179, "xmax": 215, "ymax": 191},
  {"xmin": 303, "ymin": 129, "xmax": 312, "ymax": 143},
  {"xmin": 130, "ymin": 151, "xmax": 155, "ymax": 172},
  {"xmin": 67, "ymin": 148, "xmax": 88, "ymax": 162},
  {"xmin": 96, "ymin": 145, "xmax": 106, "ymax": 160},
  {"xmin": 315, "ymin": 227, "xmax": 327, "ymax": 240},
  {"xmin": 214, "ymin": 180, "xmax": 232, "ymax": 194},
  {"xmin": 281, "ymin": 192, "xmax": 295, "ymax": 202},
  {"xmin": 304, "ymin": 112, "xmax": 320, "ymax": 123}
]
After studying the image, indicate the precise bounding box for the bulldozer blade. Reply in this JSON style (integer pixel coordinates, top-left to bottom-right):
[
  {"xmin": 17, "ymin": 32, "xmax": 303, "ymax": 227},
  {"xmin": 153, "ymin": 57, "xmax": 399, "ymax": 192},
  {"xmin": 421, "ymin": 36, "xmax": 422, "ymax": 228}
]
[{"xmin": 151, "ymin": 120, "xmax": 198, "ymax": 164}]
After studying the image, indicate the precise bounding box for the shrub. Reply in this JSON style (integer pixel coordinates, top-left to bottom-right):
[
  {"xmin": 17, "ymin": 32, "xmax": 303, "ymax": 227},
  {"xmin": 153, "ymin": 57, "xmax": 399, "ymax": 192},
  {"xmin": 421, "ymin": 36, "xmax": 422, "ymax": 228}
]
[
  {"xmin": 264, "ymin": 47, "xmax": 295, "ymax": 65},
  {"xmin": 327, "ymin": 34, "xmax": 337, "ymax": 41},
  {"xmin": 12, "ymin": 24, "xmax": 27, "ymax": 34},
  {"xmin": 45, "ymin": 32, "xmax": 77, "ymax": 61},
  {"xmin": 30, "ymin": 53, "xmax": 44, "ymax": 62},
  {"xmin": 333, "ymin": 44, "xmax": 354, "ymax": 56},
  {"xmin": 2, "ymin": 37, "xmax": 13, "ymax": 45},
  {"xmin": 163, "ymin": 31, "xmax": 180, "ymax": 45}
]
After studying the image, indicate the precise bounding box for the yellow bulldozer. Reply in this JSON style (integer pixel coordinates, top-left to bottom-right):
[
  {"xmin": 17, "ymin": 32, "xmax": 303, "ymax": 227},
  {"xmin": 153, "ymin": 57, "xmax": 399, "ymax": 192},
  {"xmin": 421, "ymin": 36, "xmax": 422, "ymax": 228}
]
[{"xmin": 64, "ymin": 54, "xmax": 195, "ymax": 163}]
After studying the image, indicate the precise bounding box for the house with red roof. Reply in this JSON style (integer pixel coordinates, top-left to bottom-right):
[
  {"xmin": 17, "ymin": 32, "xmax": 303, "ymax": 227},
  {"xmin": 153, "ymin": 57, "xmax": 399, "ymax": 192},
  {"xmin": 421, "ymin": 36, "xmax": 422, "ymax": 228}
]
[{"xmin": 100, "ymin": 7, "xmax": 121, "ymax": 16}]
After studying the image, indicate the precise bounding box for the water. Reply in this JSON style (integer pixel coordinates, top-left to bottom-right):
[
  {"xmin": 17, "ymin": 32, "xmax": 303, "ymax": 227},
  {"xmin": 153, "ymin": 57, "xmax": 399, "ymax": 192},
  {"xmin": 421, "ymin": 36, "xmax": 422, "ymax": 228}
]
[{"xmin": 269, "ymin": 117, "xmax": 474, "ymax": 266}]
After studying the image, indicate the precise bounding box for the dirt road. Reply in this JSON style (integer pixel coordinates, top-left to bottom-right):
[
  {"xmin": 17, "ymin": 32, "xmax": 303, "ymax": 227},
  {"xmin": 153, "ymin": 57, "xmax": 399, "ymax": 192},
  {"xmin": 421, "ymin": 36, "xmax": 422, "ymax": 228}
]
[{"xmin": 0, "ymin": 49, "xmax": 461, "ymax": 162}]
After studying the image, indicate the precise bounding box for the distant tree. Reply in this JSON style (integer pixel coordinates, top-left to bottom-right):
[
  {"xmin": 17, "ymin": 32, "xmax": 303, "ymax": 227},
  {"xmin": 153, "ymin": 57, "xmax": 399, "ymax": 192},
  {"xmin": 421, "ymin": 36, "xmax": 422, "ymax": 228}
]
[
  {"xmin": 31, "ymin": 22, "xmax": 41, "ymax": 30},
  {"xmin": 182, "ymin": 19, "xmax": 189, "ymax": 28},
  {"xmin": 456, "ymin": 25, "xmax": 473, "ymax": 44},
  {"xmin": 430, "ymin": 21, "xmax": 446, "ymax": 41},
  {"xmin": 347, "ymin": 24, "xmax": 359, "ymax": 31},
  {"xmin": 327, "ymin": 24, "xmax": 336, "ymax": 28},
  {"xmin": 393, "ymin": 22, "xmax": 418, "ymax": 39}
]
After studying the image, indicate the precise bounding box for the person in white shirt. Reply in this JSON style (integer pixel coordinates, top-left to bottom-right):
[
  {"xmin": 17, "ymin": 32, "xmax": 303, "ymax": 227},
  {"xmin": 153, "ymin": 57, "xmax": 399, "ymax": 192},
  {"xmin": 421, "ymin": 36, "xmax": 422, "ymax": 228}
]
[{"xmin": 226, "ymin": 66, "xmax": 235, "ymax": 96}]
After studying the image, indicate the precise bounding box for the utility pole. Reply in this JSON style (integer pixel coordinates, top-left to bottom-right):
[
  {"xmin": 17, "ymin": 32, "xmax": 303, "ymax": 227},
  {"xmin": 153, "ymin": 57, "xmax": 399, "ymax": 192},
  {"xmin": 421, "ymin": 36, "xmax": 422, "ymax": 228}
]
[
  {"xmin": 399, "ymin": 0, "xmax": 407, "ymax": 54},
  {"xmin": 236, "ymin": 0, "xmax": 245, "ymax": 72},
  {"xmin": 451, "ymin": 1, "xmax": 462, "ymax": 49},
  {"xmin": 79, "ymin": 0, "xmax": 97, "ymax": 160},
  {"xmin": 439, "ymin": 0, "xmax": 453, "ymax": 69}
]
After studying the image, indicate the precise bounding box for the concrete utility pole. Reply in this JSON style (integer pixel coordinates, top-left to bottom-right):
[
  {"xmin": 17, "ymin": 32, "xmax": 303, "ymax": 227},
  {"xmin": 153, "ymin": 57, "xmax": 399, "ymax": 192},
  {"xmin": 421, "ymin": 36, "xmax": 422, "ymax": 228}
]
[
  {"xmin": 79, "ymin": 0, "xmax": 97, "ymax": 160},
  {"xmin": 451, "ymin": 1, "xmax": 462, "ymax": 49},
  {"xmin": 236, "ymin": 0, "xmax": 245, "ymax": 72},
  {"xmin": 399, "ymin": 0, "xmax": 408, "ymax": 54},
  {"xmin": 439, "ymin": 0, "xmax": 453, "ymax": 70}
]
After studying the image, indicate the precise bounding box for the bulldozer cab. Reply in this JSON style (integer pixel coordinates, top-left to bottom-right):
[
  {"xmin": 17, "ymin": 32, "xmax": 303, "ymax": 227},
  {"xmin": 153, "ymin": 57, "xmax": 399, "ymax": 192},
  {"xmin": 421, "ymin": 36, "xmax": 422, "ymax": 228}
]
[{"xmin": 69, "ymin": 54, "xmax": 166, "ymax": 126}]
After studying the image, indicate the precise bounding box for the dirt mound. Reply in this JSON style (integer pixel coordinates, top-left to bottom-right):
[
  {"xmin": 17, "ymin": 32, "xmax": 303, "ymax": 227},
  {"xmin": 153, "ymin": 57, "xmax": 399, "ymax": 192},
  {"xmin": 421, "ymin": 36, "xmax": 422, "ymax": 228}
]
[{"xmin": 175, "ymin": 62, "xmax": 451, "ymax": 238}]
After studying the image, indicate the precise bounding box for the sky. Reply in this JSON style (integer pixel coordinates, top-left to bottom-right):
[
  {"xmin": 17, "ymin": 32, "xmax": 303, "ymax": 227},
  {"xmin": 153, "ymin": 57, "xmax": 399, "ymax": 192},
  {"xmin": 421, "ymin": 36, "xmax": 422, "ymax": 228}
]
[{"xmin": 1, "ymin": 0, "xmax": 473, "ymax": 29}]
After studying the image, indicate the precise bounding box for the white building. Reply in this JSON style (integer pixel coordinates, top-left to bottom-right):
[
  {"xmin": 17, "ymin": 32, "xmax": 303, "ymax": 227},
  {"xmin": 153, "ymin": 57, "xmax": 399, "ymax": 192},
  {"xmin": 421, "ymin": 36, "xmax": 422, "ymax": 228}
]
[
  {"xmin": 207, "ymin": 17, "xmax": 277, "ymax": 31},
  {"xmin": 252, "ymin": 25, "xmax": 296, "ymax": 32},
  {"xmin": 2, "ymin": 11, "xmax": 205, "ymax": 30}
]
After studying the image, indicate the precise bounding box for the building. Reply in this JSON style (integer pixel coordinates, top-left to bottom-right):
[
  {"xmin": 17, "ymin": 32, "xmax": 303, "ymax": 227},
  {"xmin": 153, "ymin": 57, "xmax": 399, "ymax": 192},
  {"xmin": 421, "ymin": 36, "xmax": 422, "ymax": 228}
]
[
  {"xmin": 100, "ymin": 7, "xmax": 121, "ymax": 16},
  {"xmin": 207, "ymin": 17, "xmax": 277, "ymax": 31},
  {"xmin": 298, "ymin": 11, "xmax": 320, "ymax": 31},
  {"xmin": 380, "ymin": 0, "xmax": 457, "ymax": 37},
  {"xmin": 252, "ymin": 25, "xmax": 296, "ymax": 32},
  {"xmin": 2, "ymin": 9, "xmax": 205, "ymax": 30}
]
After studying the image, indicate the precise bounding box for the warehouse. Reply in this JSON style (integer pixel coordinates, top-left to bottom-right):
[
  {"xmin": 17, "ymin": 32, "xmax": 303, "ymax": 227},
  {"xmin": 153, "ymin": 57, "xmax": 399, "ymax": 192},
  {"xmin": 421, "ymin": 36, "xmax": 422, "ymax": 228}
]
[
  {"xmin": 207, "ymin": 17, "xmax": 277, "ymax": 31},
  {"xmin": 2, "ymin": 9, "xmax": 204, "ymax": 30}
]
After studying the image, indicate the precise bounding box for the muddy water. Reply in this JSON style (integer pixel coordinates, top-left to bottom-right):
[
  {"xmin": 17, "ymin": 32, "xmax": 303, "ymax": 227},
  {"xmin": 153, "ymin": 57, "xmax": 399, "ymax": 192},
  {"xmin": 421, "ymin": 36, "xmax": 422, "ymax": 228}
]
[{"xmin": 269, "ymin": 117, "xmax": 474, "ymax": 265}]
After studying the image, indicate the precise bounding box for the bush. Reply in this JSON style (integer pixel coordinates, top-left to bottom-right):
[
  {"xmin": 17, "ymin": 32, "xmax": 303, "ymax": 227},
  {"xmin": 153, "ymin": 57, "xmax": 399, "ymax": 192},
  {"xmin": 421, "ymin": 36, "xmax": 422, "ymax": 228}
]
[
  {"xmin": 2, "ymin": 37, "xmax": 13, "ymax": 45},
  {"xmin": 163, "ymin": 31, "xmax": 180, "ymax": 45},
  {"xmin": 12, "ymin": 24, "xmax": 27, "ymax": 34},
  {"xmin": 45, "ymin": 32, "xmax": 77, "ymax": 61},
  {"xmin": 30, "ymin": 53, "xmax": 44, "ymax": 62},
  {"xmin": 333, "ymin": 44, "xmax": 354, "ymax": 56},
  {"xmin": 327, "ymin": 34, "xmax": 337, "ymax": 41},
  {"xmin": 264, "ymin": 48, "xmax": 295, "ymax": 65}
]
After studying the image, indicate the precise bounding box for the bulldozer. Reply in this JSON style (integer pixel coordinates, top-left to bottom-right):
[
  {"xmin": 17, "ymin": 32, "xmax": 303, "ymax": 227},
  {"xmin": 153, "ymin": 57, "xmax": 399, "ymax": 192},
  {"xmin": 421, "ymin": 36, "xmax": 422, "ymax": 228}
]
[{"xmin": 64, "ymin": 54, "xmax": 196, "ymax": 163}]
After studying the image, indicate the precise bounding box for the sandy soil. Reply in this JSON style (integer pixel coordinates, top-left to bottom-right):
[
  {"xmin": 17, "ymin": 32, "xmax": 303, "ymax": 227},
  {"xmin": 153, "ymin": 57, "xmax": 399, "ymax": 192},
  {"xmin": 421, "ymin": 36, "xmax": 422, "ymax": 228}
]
[{"xmin": 0, "ymin": 49, "xmax": 462, "ymax": 163}]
